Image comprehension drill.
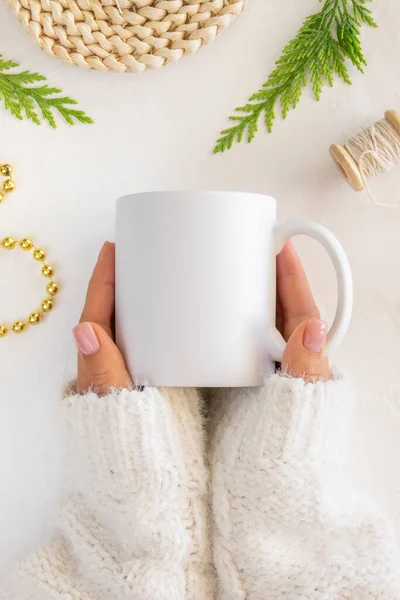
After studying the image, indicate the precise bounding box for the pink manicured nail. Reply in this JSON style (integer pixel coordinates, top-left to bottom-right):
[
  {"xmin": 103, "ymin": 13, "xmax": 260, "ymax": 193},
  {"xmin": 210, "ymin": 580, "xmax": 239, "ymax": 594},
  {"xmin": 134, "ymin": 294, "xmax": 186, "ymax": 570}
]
[
  {"xmin": 73, "ymin": 322, "xmax": 100, "ymax": 356},
  {"xmin": 303, "ymin": 319, "xmax": 328, "ymax": 353}
]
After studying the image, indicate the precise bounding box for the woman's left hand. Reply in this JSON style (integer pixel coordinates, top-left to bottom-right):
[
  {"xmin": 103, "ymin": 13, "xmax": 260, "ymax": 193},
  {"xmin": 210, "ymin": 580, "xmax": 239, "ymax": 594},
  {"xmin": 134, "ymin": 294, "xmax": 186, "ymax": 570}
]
[
  {"xmin": 277, "ymin": 241, "xmax": 331, "ymax": 382},
  {"xmin": 73, "ymin": 242, "xmax": 132, "ymax": 394}
]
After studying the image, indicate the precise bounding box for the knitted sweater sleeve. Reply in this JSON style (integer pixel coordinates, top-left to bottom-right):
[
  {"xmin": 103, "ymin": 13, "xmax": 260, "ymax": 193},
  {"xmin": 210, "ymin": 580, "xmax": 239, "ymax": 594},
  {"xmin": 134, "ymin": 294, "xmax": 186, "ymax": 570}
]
[
  {"xmin": 0, "ymin": 387, "xmax": 213, "ymax": 600},
  {"xmin": 210, "ymin": 374, "xmax": 400, "ymax": 600}
]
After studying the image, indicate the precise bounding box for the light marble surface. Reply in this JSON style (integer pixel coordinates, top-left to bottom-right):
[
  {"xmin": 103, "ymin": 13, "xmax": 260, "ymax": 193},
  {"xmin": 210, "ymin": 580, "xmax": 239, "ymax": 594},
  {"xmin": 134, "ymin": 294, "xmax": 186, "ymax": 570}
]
[{"xmin": 1, "ymin": 0, "xmax": 400, "ymax": 575}]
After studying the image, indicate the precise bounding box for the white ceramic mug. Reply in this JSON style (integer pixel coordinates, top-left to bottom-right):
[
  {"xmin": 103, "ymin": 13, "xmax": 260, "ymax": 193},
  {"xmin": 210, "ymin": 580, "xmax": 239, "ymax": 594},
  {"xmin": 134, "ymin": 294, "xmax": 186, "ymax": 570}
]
[{"xmin": 115, "ymin": 191, "xmax": 353, "ymax": 387}]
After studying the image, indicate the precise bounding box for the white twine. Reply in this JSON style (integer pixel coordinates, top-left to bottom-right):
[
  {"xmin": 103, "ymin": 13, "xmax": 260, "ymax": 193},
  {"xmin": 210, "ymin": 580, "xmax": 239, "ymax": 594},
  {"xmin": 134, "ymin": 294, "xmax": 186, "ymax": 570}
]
[{"xmin": 345, "ymin": 118, "xmax": 400, "ymax": 208}]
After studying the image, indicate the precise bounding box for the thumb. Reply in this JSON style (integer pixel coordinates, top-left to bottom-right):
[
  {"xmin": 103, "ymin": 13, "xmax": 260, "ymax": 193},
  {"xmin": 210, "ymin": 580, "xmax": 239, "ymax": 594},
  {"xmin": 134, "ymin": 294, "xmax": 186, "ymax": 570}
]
[
  {"xmin": 282, "ymin": 319, "xmax": 331, "ymax": 383},
  {"xmin": 73, "ymin": 322, "xmax": 132, "ymax": 394}
]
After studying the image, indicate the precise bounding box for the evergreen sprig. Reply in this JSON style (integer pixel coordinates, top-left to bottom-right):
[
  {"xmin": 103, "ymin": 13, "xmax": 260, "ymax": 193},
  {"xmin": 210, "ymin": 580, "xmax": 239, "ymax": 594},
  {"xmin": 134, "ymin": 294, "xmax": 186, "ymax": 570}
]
[
  {"xmin": 214, "ymin": 0, "xmax": 376, "ymax": 154},
  {"xmin": 0, "ymin": 54, "xmax": 93, "ymax": 127}
]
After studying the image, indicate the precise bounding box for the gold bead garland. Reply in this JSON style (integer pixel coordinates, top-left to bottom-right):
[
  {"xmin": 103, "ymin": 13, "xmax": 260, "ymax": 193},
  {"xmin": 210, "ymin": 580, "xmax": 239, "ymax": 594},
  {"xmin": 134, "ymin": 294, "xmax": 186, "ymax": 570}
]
[
  {"xmin": 0, "ymin": 164, "xmax": 16, "ymax": 204},
  {"xmin": 0, "ymin": 164, "xmax": 59, "ymax": 337},
  {"xmin": 0, "ymin": 237, "xmax": 58, "ymax": 336}
]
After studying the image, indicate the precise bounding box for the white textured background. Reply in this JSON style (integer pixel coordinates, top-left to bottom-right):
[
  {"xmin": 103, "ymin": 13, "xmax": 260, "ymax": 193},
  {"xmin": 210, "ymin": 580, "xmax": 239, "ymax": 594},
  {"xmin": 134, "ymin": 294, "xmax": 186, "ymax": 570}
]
[{"xmin": 1, "ymin": 0, "xmax": 400, "ymax": 575}]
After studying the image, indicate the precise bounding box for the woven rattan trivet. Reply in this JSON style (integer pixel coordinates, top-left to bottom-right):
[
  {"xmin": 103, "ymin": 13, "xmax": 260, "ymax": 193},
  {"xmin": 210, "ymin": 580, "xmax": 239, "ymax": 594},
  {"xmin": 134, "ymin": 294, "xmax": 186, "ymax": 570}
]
[{"xmin": 7, "ymin": 0, "xmax": 247, "ymax": 73}]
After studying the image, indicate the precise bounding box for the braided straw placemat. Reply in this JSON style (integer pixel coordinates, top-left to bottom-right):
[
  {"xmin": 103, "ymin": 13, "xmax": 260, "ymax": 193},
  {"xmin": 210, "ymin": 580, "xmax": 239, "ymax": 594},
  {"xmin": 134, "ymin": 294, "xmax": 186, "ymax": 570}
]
[{"xmin": 7, "ymin": 0, "xmax": 247, "ymax": 73}]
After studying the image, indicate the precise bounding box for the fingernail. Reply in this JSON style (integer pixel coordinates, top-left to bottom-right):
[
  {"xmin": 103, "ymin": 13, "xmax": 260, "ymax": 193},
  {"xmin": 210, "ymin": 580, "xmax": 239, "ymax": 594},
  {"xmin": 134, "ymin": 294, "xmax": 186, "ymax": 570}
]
[
  {"xmin": 73, "ymin": 322, "xmax": 100, "ymax": 356},
  {"xmin": 303, "ymin": 319, "xmax": 328, "ymax": 353}
]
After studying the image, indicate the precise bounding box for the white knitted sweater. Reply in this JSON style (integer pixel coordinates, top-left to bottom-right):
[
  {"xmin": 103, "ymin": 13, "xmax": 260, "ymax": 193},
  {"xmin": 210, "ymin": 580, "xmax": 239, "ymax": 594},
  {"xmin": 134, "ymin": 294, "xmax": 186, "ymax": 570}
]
[{"xmin": 1, "ymin": 375, "xmax": 400, "ymax": 599}]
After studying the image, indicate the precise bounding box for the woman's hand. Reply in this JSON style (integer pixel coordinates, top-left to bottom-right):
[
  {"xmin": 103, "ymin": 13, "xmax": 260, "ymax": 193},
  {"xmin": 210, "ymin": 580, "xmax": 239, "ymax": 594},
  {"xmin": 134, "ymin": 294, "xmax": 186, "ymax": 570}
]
[
  {"xmin": 277, "ymin": 241, "xmax": 331, "ymax": 382},
  {"xmin": 73, "ymin": 240, "xmax": 330, "ymax": 393},
  {"xmin": 73, "ymin": 242, "xmax": 132, "ymax": 394}
]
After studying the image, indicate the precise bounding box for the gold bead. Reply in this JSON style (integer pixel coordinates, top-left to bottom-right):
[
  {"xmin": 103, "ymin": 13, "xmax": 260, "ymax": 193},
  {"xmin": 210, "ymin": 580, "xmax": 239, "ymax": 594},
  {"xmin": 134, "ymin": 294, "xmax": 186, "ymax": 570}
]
[
  {"xmin": 12, "ymin": 321, "xmax": 26, "ymax": 334},
  {"xmin": 2, "ymin": 179, "xmax": 15, "ymax": 193},
  {"xmin": 28, "ymin": 312, "xmax": 42, "ymax": 326},
  {"xmin": 0, "ymin": 193, "xmax": 4, "ymax": 204},
  {"xmin": 42, "ymin": 264, "xmax": 54, "ymax": 278},
  {"xmin": 33, "ymin": 248, "xmax": 46, "ymax": 261},
  {"xmin": 46, "ymin": 281, "xmax": 59, "ymax": 296},
  {"xmin": 0, "ymin": 164, "xmax": 13, "ymax": 177},
  {"xmin": 1, "ymin": 237, "xmax": 16, "ymax": 250},
  {"xmin": 19, "ymin": 238, "xmax": 33, "ymax": 251},
  {"xmin": 42, "ymin": 299, "xmax": 54, "ymax": 312},
  {"xmin": 0, "ymin": 325, "xmax": 8, "ymax": 337}
]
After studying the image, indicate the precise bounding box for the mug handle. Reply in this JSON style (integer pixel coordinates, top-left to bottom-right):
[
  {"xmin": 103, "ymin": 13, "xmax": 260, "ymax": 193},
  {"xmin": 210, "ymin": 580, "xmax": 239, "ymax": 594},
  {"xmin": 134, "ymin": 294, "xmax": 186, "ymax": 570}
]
[{"xmin": 268, "ymin": 220, "xmax": 354, "ymax": 362}]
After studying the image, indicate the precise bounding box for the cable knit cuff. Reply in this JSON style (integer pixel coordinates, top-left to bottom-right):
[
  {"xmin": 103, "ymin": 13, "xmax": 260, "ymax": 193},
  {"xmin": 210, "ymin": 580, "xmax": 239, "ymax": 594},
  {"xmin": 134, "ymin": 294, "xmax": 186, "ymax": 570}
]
[
  {"xmin": 213, "ymin": 373, "xmax": 355, "ymax": 465},
  {"xmin": 63, "ymin": 387, "xmax": 185, "ymax": 493},
  {"xmin": 260, "ymin": 373, "xmax": 354, "ymax": 461}
]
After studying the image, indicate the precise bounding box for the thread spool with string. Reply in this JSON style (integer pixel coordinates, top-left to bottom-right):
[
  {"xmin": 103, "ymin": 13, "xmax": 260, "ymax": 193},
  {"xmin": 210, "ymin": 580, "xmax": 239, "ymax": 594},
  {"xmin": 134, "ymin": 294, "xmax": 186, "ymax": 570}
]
[{"xmin": 330, "ymin": 109, "xmax": 400, "ymax": 207}]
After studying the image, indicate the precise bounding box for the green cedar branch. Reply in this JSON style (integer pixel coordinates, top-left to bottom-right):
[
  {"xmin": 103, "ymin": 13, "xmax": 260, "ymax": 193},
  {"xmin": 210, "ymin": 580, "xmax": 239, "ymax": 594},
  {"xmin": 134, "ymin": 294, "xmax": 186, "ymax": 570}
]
[
  {"xmin": 214, "ymin": 0, "xmax": 376, "ymax": 154},
  {"xmin": 0, "ymin": 54, "xmax": 93, "ymax": 128}
]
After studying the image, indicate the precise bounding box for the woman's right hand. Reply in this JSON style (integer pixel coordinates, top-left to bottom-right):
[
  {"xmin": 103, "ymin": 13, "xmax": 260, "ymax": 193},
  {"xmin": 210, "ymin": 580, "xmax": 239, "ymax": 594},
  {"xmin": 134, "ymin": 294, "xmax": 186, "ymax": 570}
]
[
  {"xmin": 277, "ymin": 241, "xmax": 331, "ymax": 382},
  {"xmin": 73, "ymin": 241, "xmax": 132, "ymax": 394}
]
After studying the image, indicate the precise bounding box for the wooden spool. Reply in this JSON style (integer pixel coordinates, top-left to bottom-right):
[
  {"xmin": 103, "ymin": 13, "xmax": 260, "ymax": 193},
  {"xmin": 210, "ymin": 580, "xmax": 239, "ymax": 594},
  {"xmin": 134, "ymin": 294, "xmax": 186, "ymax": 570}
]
[{"xmin": 329, "ymin": 110, "xmax": 400, "ymax": 191}]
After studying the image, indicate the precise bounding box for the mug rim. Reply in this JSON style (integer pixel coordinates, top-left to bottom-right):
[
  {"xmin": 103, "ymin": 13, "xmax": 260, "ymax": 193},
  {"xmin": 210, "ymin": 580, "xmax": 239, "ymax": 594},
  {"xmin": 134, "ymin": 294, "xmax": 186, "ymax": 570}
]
[{"xmin": 116, "ymin": 190, "xmax": 277, "ymax": 209}]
